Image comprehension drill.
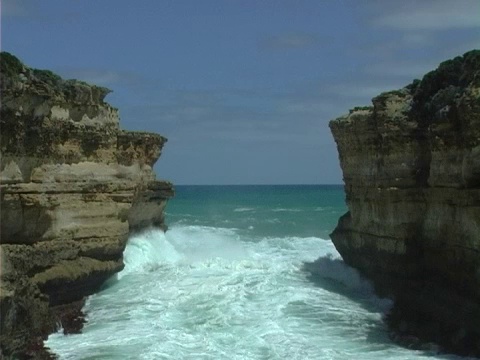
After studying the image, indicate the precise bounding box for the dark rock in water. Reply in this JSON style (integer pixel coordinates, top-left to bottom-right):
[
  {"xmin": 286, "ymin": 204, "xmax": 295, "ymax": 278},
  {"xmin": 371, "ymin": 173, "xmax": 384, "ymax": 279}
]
[
  {"xmin": 0, "ymin": 52, "xmax": 174, "ymax": 358},
  {"xmin": 51, "ymin": 299, "xmax": 87, "ymax": 335},
  {"xmin": 327, "ymin": 49, "xmax": 480, "ymax": 357}
]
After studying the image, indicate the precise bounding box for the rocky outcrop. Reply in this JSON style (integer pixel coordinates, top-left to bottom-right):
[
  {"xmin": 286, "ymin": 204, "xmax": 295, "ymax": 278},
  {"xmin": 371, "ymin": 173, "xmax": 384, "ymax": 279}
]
[
  {"xmin": 328, "ymin": 50, "xmax": 480, "ymax": 356},
  {"xmin": 0, "ymin": 52, "xmax": 174, "ymax": 358}
]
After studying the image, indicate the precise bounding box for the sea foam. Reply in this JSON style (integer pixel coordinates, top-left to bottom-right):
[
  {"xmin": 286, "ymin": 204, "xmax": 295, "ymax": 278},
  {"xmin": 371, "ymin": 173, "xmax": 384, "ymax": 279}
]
[
  {"xmin": 119, "ymin": 229, "xmax": 183, "ymax": 278},
  {"xmin": 47, "ymin": 225, "xmax": 438, "ymax": 360}
]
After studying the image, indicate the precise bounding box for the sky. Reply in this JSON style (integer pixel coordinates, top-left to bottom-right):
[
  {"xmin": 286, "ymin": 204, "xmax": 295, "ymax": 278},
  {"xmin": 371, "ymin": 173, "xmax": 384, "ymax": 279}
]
[{"xmin": 2, "ymin": 0, "xmax": 479, "ymax": 185}]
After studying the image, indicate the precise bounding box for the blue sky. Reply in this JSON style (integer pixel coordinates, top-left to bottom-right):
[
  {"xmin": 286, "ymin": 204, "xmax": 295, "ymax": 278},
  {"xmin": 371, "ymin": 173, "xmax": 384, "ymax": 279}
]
[{"xmin": 2, "ymin": 0, "xmax": 479, "ymax": 184}]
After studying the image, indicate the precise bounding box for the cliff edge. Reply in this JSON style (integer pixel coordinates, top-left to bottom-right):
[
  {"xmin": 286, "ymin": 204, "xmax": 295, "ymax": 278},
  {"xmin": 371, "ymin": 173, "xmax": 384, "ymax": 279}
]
[
  {"xmin": 329, "ymin": 50, "xmax": 480, "ymax": 356},
  {"xmin": 0, "ymin": 52, "xmax": 174, "ymax": 358}
]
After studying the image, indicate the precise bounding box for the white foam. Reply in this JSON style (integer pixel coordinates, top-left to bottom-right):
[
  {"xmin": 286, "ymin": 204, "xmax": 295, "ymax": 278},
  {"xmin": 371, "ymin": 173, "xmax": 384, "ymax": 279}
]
[
  {"xmin": 168, "ymin": 225, "xmax": 249, "ymax": 262},
  {"xmin": 272, "ymin": 208, "xmax": 303, "ymax": 212},
  {"xmin": 119, "ymin": 229, "xmax": 183, "ymax": 278},
  {"xmin": 47, "ymin": 225, "xmax": 420, "ymax": 360},
  {"xmin": 309, "ymin": 254, "xmax": 373, "ymax": 292},
  {"xmin": 233, "ymin": 207, "xmax": 255, "ymax": 212}
]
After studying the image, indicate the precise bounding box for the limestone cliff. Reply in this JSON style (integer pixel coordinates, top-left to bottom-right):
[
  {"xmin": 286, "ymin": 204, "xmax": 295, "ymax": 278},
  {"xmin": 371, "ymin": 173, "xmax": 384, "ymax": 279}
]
[
  {"xmin": 0, "ymin": 52, "xmax": 174, "ymax": 358},
  {"xmin": 329, "ymin": 50, "xmax": 480, "ymax": 356}
]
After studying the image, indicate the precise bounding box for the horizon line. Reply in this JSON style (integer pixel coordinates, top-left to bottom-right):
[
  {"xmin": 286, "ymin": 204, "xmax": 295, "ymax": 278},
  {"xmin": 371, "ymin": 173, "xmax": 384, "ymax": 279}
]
[{"xmin": 171, "ymin": 183, "xmax": 345, "ymax": 186}]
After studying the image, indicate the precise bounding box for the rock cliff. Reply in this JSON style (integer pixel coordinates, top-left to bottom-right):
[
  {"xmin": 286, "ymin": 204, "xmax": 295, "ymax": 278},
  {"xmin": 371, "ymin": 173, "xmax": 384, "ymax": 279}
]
[
  {"xmin": 329, "ymin": 50, "xmax": 480, "ymax": 356},
  {"xmin": 0, "ymin": 52, "xmax": 174, "ymax": 358}
]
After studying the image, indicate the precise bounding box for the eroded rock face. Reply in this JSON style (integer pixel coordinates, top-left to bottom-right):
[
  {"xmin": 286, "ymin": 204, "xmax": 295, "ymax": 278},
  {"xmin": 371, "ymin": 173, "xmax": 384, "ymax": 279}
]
[
  {"xmin": 0, "ymin": 52, "xmax": 174, "ymax": 358},
  {"xmin": 329, "ymin": 50, "xmax": 480, "ymax": 356}
]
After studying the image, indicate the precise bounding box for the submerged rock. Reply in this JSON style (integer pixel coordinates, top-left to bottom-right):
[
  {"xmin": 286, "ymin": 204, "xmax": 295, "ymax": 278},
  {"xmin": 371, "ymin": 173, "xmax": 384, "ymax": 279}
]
[
  {"xmin": 0, "ymin": 52, "xmax": 174, "ymax": 358},
  {"xmin": 328, "ymin": 50, "xmax": 480, "ymax": 357}
]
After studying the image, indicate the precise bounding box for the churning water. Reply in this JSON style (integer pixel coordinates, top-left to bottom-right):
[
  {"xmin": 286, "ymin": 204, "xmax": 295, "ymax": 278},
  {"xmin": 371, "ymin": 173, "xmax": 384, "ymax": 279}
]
[{"xmin": 46, "ymin": 186, "xmax": 468, "ymax": 359}]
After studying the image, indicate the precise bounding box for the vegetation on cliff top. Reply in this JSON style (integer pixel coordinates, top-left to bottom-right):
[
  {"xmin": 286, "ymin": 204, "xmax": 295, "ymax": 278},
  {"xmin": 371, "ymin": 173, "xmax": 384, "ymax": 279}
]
[
  {"xmin": 413, "ymin": 49, "xmax": 479, "ymax": 103},
  {"xmin": 343, "ymin": 49, "xmax": 479, "ymax": 117},
  {"xmin": 0, "ymin": 52, "xmax": 24, "ymax": 78},
  {"xmin": 0, "ymin": 51, "xmax": 112, "ymax": 103}
]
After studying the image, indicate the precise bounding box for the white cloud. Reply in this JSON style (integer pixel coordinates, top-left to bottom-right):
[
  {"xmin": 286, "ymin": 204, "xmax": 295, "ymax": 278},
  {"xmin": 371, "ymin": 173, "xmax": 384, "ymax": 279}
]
[{"xmin": 373, "ymin": 0, "xmax": 480, "ymax": 30}]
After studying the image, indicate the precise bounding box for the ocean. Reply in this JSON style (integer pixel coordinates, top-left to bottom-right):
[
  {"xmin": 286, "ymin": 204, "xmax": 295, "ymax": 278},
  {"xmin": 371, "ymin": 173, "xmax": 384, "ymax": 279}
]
[{"xmin": 46, "ymin": 185, "xmax": 468, "ymax": 359}]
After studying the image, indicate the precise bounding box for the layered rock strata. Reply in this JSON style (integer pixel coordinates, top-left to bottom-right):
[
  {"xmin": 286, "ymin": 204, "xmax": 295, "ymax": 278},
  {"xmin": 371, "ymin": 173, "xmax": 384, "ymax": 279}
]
[
  {"xmin": 0, "ymin": 52, "xmax": 174, "ymax": 358},
  {"xmin": 329, "ymin": 50, "xmax": 480, "ymax": 356}
]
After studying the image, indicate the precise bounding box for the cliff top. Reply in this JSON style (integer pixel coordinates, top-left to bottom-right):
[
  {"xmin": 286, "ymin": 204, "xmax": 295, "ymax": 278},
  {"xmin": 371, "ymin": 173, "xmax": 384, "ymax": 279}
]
[
  {"xmin": 0, "ymin": 52, "xmax": 112, "ymax": 105},
  {"xmin": 335, "ymin": 49, "xmax": 480, "ymax": 121},
  {"xmin": 413, "ymin": 49, "xmax": 480, "ymax": 100}
]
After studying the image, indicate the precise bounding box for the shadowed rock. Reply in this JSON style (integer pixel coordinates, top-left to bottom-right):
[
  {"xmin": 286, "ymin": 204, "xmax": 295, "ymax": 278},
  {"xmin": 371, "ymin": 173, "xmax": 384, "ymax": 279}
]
[{"xmin": 328, "ymin": 50, "xmax": 480, "ymax": 357}]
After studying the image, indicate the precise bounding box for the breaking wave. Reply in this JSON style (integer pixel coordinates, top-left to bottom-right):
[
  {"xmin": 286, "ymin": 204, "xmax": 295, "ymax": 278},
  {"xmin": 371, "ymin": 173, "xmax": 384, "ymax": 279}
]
[{"xmin": 47, "ymin": 225, "xmax": 450, "ymax": 359}]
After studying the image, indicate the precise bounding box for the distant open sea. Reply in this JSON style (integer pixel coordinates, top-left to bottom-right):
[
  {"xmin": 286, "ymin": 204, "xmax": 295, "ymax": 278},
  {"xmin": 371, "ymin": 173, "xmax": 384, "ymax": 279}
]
[{"xmin": 46, "ymin": 185, "xmax": 469, "ymax": 359}]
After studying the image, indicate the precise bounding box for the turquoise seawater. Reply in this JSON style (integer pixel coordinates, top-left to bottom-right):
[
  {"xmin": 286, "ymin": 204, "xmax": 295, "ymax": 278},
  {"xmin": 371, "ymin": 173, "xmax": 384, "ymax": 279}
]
[{"xmin": 46, "ymin": 185, "xmax": 467, "ymax": 359}]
